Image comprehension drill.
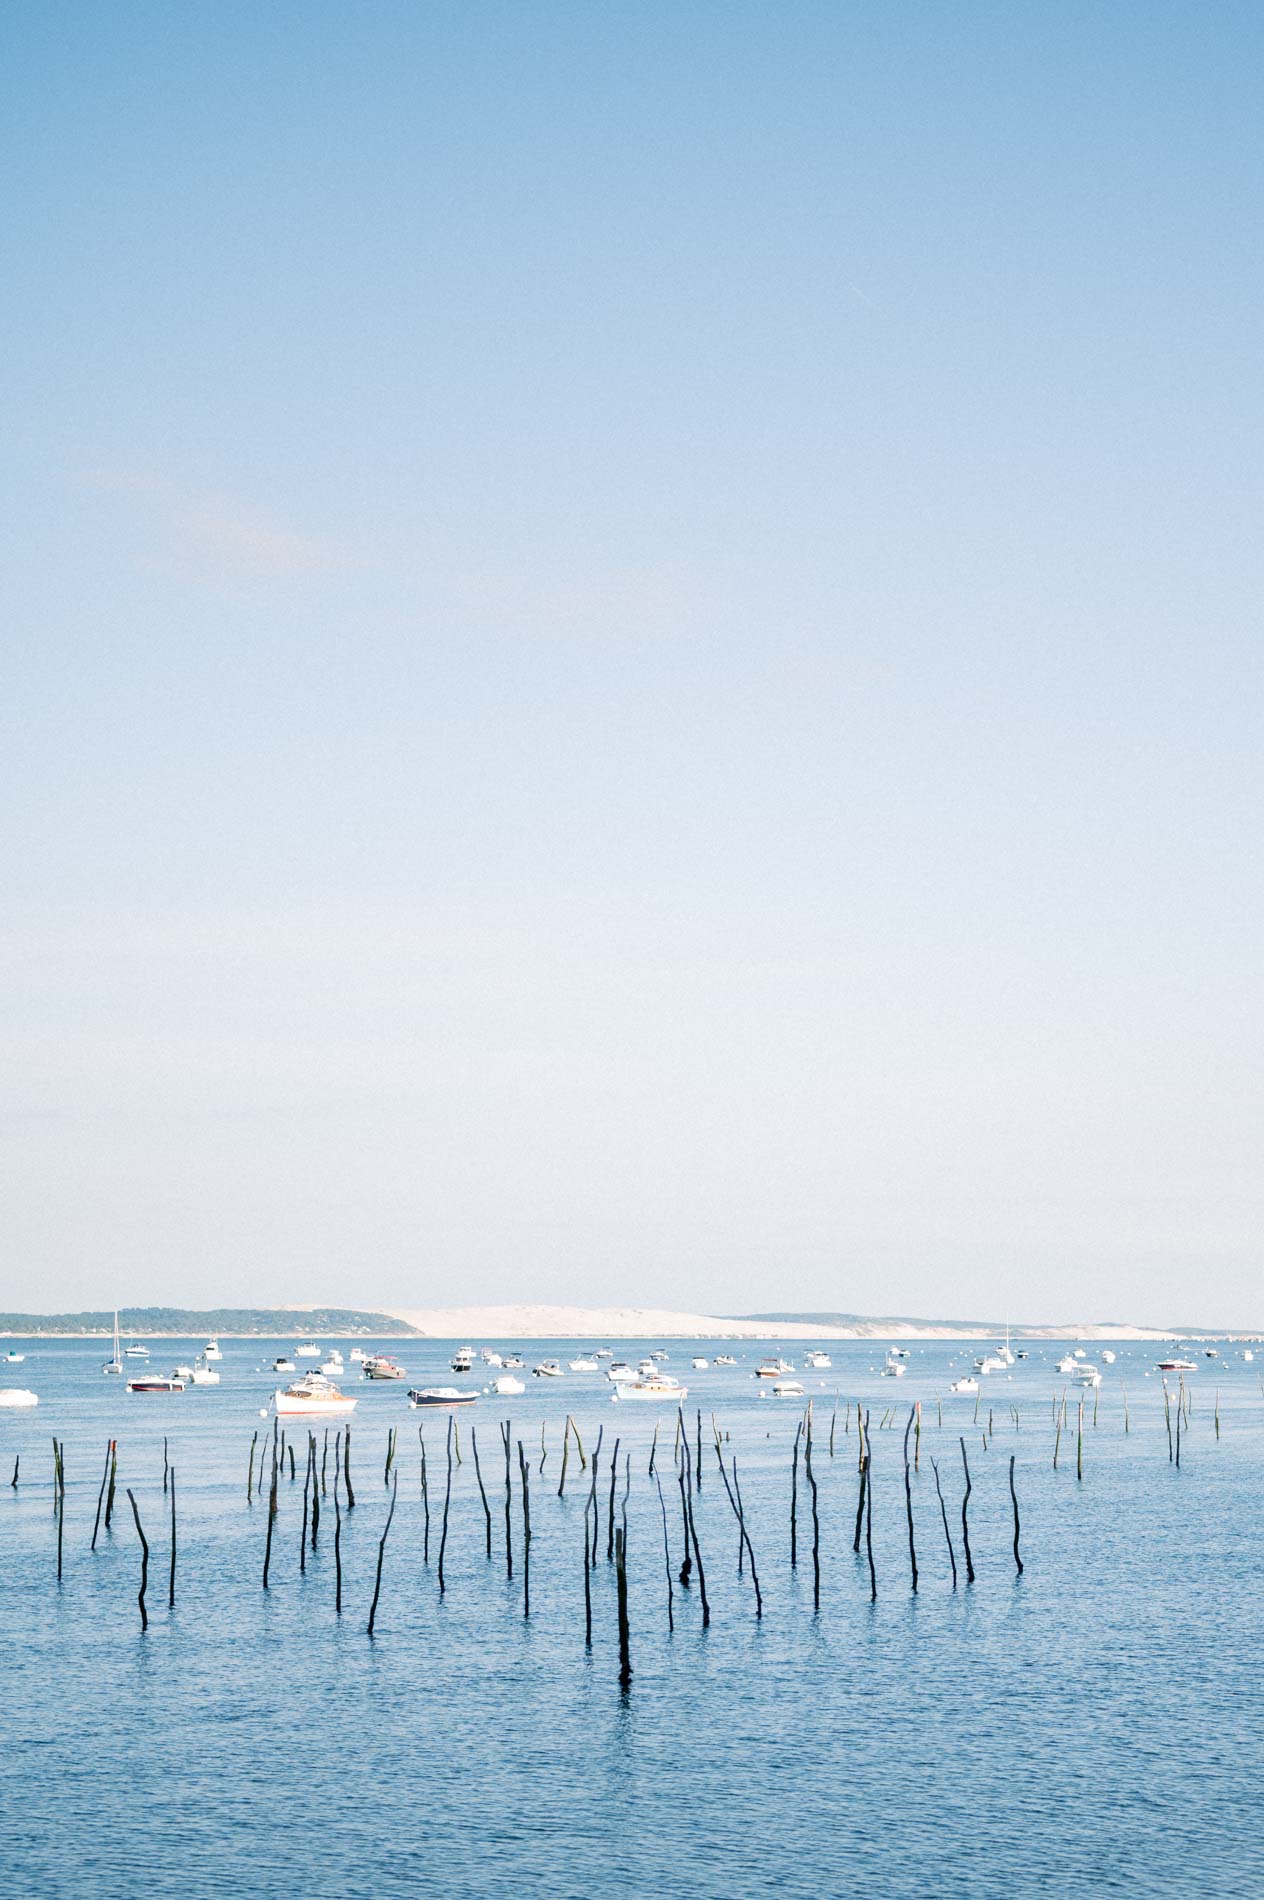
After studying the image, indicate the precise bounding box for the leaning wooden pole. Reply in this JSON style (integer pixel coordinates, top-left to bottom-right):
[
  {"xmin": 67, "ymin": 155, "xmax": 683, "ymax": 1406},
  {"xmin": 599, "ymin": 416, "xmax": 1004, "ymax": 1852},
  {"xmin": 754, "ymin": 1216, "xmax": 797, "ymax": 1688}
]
[
  {"xmin": 902, "ymin": 1407, "xmax": 918, "ymax": 1594},
  {"xmin": 168, "ymin": 1468, "xmax": 177, "ymax": 1607},
  {"xmin": 930, "ymin": 1457, "xmax": 957, "ymax": 1586},
  {"xmin": 1009, "ymin": 1454, "xmax": 1023, "ymax": 1575},
  {"xmin": 959, "ymin": 1437, "xmax": 975, "ymax": 1584},
  {"xmin": 126, "ymin": 1488, "xmax": 150, "ymax": 1630},
  {"xmin": 471, "ymin": 1425, "xmax": 492, "ymax": 1557},
  {"xmin": 517, "ymin": 1439, "xmax": 532, "ymax": 1617},
  {"xmin": 366, "ymin": 1471, "xmax": 399, "ymax": 1636}
]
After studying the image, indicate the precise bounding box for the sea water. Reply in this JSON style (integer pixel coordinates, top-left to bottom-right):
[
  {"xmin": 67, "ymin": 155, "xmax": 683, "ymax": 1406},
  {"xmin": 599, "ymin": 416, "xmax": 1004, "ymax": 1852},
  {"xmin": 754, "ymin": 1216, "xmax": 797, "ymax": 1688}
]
[{"xmin": 1, "ymin": 1337, "xmax": 1260, "ymax": 1899}]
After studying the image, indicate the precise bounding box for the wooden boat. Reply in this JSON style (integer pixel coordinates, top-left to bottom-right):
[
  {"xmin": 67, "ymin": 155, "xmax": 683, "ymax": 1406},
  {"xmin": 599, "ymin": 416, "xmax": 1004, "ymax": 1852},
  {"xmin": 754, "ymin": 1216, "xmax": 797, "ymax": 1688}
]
[{"xmin": 275, "ymin": 1375, "xmax": 356, "ymax": 1416}]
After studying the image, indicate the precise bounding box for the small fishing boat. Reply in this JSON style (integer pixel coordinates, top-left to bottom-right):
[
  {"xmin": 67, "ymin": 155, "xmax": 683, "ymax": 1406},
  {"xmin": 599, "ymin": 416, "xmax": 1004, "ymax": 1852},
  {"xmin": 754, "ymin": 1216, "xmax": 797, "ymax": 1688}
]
[
  {"xmin": 349, "ymin": 1347, "xmax": 368, "ymax": 1362},
  {"xmin": 0, "ymin": 1388, "xmax": 38, "ymax": 1408},
  {"xmin": 1156, "ymin": 1359, "xmax": 1197, "ymax": 1372},
  {"xmin": 320, "ymin": 1354, "xmax": 344, "ymax": 1376},
  {"xmin": 882, "ymin": 1353, "xmax": 907, "ymax": 1377},
  {"xmin": 569, "ymin": 1357, "xmax": 600, "ymax": 1372},
  {"xmin": 1056, "ymin": 1354, "xmax": 1079, "ymax": 1374},
  {"xmin": 714, "ymin": 1354, "xmax": 736, "ymax": 1366},
  {"xmin": 606, "ymin": 1361, "xmax": 637, "ymax": 1383},
  {"xmin": 691, "ymin": 1357, "xmax": 709, "ymax": 1370},
  {"xmin": 3, "ymin": 1349, "xmax": 25, "ymax": 1363},
  {"xmin": 409, "ymin": 1387, "xmax": 477, "ymax": 1407},
  {"xmin": 1072, "ymin": 1364, "xmax": 1102, "ymax": 1387},
  {"xmin": 483, "ymin": 1350, "xmax": 503, "ymax": 1366},
  {"xmin": 501, "ymin": 1354, "xmax": 524, "ymax": 1369},
  {"xmin": 1101, "ymin": 1350, "xmax": 1117, "ymax": 1364},
  {"xmin": 295, "ymin": 1341, "xmax": 321, "ymax": 1359},
  {"xmin": 275, "ymin": 1374, "xmax": 356, "ymax": 1416},
  {"xmin": 974, "ymin": 1353, "xmax": 1008, "ymax": 1375},
  {"xmin": 103, "ymin": 1311, "xmax": 123, "ymax": 1376},
  {"xmin": 173, "ymin": 1363, "xmax": 194, "ymax": 1379},
  {"xmin": 616, "ymin": 1373, "xmax": 688, "ymax": 1402},
  {"xmin": 1244, "ymin": 1350, "xmax": 1255, "ymax": 1362},
  {"xmin": 202, "ymin": 1339, "xmax": 223, "ymax": 1361},
  {"xmin": 950, "ymin": 1376, "xmax": 979, "ymax": 1394},
  {"xmin": 650, "ymin": 1350, "xmax": 669, "ymax": 1362},
  {"xmin": 594, "ymin": 1349, "xmax": 613, "ymax": 1359},
  {"xmin": 804, "ymin": 1351, "xmax": 831, "ymax": 1369},
  {"xmin": 127, "ymin": 1372, "xmax": 185, "ymax": 1394},
  {"xmin": 491, "ymin": 1375, "xmax": 526, "ymax": 1396},
  {"xmin": 772, "ymin": 1379, "xmax": 805, "ymax": 1397},
  {"xmin": 533, "ymin": 1359, "xmax": 563, "ymax": 1378},
  {"xmin": 123, "ymin": 1341, "xmax": 150, "ymax": 1359},
  {"xmin": 273, "ymin": 1356, "xmax": 296, "ymax": 1372},
  {"xmin": 451, "ymin": 1347, "xmax": 475, "ymax": 1372},
  {"xmin": 363, "ymin": 1355, "xmax": 405, "ymax": 1381},
  {"xmin": 190, "ymin": 1357, "xmax": 220, "ymax": 1385},
  {"xmin": 888, "ymin": 1347, "xmax": 910, "ymax": 1360},
  {"xmin": 1205, "ymin": 1348, "xmax": 1219, "ymax": 1358},
  {"xmin": 756, "ymin": 1357, "xmax": 794, "ymax": 1378}
]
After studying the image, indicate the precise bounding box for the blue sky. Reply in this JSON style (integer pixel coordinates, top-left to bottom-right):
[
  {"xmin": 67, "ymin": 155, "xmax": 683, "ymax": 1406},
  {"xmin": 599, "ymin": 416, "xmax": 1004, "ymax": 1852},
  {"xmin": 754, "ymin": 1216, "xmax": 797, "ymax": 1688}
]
[{"xmin": 2, "ymin": 2, "xmax": 1261, "ymax": 1322}]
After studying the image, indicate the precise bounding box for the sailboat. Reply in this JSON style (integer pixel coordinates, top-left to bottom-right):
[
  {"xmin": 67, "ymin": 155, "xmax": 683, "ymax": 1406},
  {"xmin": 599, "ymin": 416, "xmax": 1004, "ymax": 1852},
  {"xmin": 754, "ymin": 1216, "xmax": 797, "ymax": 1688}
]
[{"xmin": 102, "ymin": 1310, "xmax": 123, "ymax": 1376}]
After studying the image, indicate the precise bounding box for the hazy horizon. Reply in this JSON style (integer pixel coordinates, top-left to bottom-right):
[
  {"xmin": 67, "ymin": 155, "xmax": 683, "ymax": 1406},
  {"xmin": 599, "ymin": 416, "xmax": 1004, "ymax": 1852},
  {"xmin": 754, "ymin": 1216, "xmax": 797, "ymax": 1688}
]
[{"xmin": 3, "ymin": 4, "xmax": 1261, "ymax": 1328}]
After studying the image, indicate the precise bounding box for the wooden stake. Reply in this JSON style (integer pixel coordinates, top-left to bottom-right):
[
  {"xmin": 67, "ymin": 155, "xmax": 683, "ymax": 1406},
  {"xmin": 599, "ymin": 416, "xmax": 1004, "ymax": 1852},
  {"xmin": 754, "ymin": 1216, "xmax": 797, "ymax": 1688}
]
[
  {"xmin": 471, "ymin": 1425, "xmax": 492, "ymax": 1556},
  {"xmin": 126, "ymin": 1488, "xmax": 150, "ymax": 1630},
  {"xmin": 1009, "ymin": 1454, "xmax": 1023, "ymax": 1575},
  {"xmin": 930, "ymin": 1457, "xmax": 956, "ymax": 1586},
  {"xmin": 168, "ymin": 1469, "xmax": 177, "ymax": 1607},
  {"xmin": 902, "ymin": 1407, "xmax": 918, "ymax": 1594},
  {"xmin": 438, "ymin": 1414, "xmax": 454, "ymax": 1593},
  {"xmin": 366, "ymin": 1471, "xmax": 398, "ymax": 1636},
  {"xmin": 959, "ymin": 1438, "xmax": 975, "ymax": 1583},
  {"xmin": 614, "ymin": 1525, "xmax": 632, "ymax": 1687},
  {"xmin": 517, "ymin": 1439, "xmax": 531, "ymax": 1617}
]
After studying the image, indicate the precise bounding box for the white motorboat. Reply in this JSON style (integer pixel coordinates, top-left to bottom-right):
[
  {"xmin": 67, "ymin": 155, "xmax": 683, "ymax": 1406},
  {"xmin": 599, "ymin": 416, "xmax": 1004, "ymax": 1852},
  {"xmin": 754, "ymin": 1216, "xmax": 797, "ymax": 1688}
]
[
  {"xmin": 127, "ymin": 1372, "xmax": 185, "ymax": 1394},
  {"xmin": 409, "ymin": 1387, "xmax": 477, "ymax": 1407},
  {"xmin": 349, "ymin": 1347, "xmax": 368, "ymax": 1362},
  {"xmin": 202, "ymin": 1339, "xmax": 223, "ymax": 1361},
  {"xmin": 1205, "ymin": 1348, "xmax": 1219, "ymax": 1358},
  {"xmin": 975, "ymin": 1353, "xmax": 1008, "ymax": 1375},
  {"xmin": 1056, "ymin": 1354, "xmax": 1079, "ymax": 1374},
  {"xmin": 451, "ymin": 1348, "xmax": 475, "ymax": 1372},
  {"xmin": 1244, "ymin": 1350, "xmax": 1255, "ymax": 1362},
  {"xmin": 1072, "ymin": 1365, "xmax": 1102, "ymax": 1387},
  {"xmin": 320, "ymin": 1355, "xmax": 344, "ymax": 1376},
  {"xmin": 295, "ymin": 1342, "xmax": 321, "ymax": 1359},
  {"xmin": 533, "ymin": 1360, "xmax": 563, "ymax": 1378},
  {"xmin": 123, "ymin": 1341, "xmax": 150, "ymax": 1359},
  {"xmin": 275, "ymin": 1375, "xmax": 356, "ymax": 1416},
  {"xmin": 772, "ymin": 1379, "xmax": 806, "ymax": 1397},
  {"xmin": 714, "ymin": 1354, "xmax": 736, "ymax": 1366},
  {"xmin": 606, "ymin": 1362, "xmax": 637, "ymax": 1384},
  {"xmin": 103, "ymin": 1310, "xmax": 123, "ymax": 1376},
  {"xmin": 594, "ymin": 1349, "xmax": 613, "ymax": 1359},
  {"xmin": 617, "ymin": 1374, "xmax": 688, "ymax": 1402},
  {"xmin": 881, "ymin": 1360, "xmax": 907, "ymax": 1377},
  {"xmin": 0, "ymin": 1388, "xmax": 38, "ymax": 1408},
  {"xmin": 804, "ymin": 1351, "xmax": 832, "ymax": 1369},
  {"xmin": 950, "ymin": 1376, "xmax": 979, "ymax": 1394},
  {"xmin": 569, "ymin": 1357, "xmax": 600, "ymax": 1372},
  {"xmin": 650, "ymin": 1350, "xmax": 669, "ymax": 1362},
  {"xmin": 691, "ymin": 1357, "xmax": 709, "ymax": 1370},
  {"xmin": 273, "ymin": 1356, "xmax": 296, "ymax": 1373},
  {"xmin": 363, "ymin": 1355, "xmax": 405, "ymax": 1381},
  {"xmin": 491, "ymin": 1375, "xmax": 526, "ymax": 1396},
  {"xmin": 190, "ymin": 1358, "xmax": 220, "ymax": 1385},
  {"xmin": 887, "ymin": 1347, "xmax": 910, "ymax": 1360},
  {"xmin": 502, "ymin": 1354, "xmax": 524, "ymax": 1369},
  {"xmin": 3, "ymin": 1349, "xmax": 25, "ymax": 1363},
  {"xmin": 483, "ymin": 1351, "xmax": 503, "ymax": 1367},
  {"xmin": 1102, "ymin": 1350, "xmax": 1117, "ymax": 1364},
  {"xmin": 1157, "ymin": 1358, "xmax": 1196, "ymax": 1372},
  {"xmin": 756, "ymin": 1358, "xmax": 794, "ymax": 1378},
  {"xmin": 173, "ymin": 1363, "xmax": 194, "ymax": 1379}
]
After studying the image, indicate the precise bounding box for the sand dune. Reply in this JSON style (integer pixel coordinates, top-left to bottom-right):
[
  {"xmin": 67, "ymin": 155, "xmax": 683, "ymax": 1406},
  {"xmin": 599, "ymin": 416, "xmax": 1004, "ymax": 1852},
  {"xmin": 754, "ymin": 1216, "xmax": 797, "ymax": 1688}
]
[{"xmin": 381, "ymin": 1303, "xmax": 1179, "ymax": 1341}]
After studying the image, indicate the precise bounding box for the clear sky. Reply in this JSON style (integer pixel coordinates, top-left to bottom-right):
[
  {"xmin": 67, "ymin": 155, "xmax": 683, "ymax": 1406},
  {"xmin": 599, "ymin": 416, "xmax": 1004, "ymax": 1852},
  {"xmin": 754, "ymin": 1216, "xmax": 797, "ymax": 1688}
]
[{"xmin": 2, "ymin": 2, "xmax": 1261, "ymax": 1324}]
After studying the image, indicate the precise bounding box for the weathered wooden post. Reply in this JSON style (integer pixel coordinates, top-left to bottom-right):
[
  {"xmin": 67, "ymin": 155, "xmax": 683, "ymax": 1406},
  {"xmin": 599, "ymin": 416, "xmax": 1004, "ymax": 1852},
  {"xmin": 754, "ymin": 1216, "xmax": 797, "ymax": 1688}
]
[
  {"xmin": 168, "ymin": 1469, "xmax": 177, "ymax": 1607},
  {"xmin": 902, "ymin": 1407, "xmax": 918, "ymax": 1593},
  {"xmin": 959, "ymin": 1438, "xmax": 975, "ymax": 1583},
  {"xmin": 517, "ymin": 1439, "xmax": 531, "ymax": 1617},
  {"xmin": 1009, "ymin": 1454, "xmax": 1023, "ymax": 1575},
  {"xmin": 471, "ymin": 1425, "xmax": 492, "ymax": 1556},
  {"xmin": 614, "ymin": 1525, "xmax": 632, "ymax": 1688},
  {"xmin": 126, "ymin": 1489, "xmax": 150, "ymax": 1630},
  {"xmin": 366, "ymin": 1471, "xmax": 399, "ymax": 1637}
]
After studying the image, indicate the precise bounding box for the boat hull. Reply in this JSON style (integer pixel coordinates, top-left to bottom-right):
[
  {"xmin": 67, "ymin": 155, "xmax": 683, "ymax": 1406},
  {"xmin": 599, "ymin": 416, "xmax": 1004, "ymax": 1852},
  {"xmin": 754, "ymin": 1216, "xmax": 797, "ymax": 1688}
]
[
  {"xmin": 274, "ymin": 1391, "xmax": 357, "ymax": 1415},
  {"xmin": 616, "ymin": 1382, "xmax": 688, "ymax": 1402}
]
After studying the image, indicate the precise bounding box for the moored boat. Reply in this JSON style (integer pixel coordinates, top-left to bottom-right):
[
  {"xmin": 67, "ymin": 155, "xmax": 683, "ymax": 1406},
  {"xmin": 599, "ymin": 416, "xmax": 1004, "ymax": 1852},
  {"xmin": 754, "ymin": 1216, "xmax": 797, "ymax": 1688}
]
[
  {"xmin": 1157, "ymin": 1358, "xmax": 1197, "ymax": 1372},
  {"xmin": 950, "ymin": 1376, "xmax": 979, "ymax": 1394},
  {"xmin": 616, "ymin": 1374, "xmax": 688, "ymax": 1402},
  {"xmin": 491, "ymin": 1375, "xmax": 526, "ymax": 1395},
  {"xmin": 451, "ymin": 1347, "xmax": 475, "ymax": 1372},
  {"xmin": 533, "ymin": 1360, "xmax": 563, "ymax": 1378},
  {"xmin": 103, "ymin": 1310, "xmax": 123, "ymax": 1376},
  {"xmin": 363, "ymin": 1355, "xmax": 405, "ymax": 1380},
  {"xmin": 127, "ymin": 1372, "xmax": 185, "ymax": 1394},
  {"xmin": 0, "ymin": 1388, "xmax": 38, "ymax": 1408},
  {"xmin": 295, "ymin": 1341, "xmax": 321, "ymax": 1359},
  {"xmin": 275, "ymin": 1375, "xmax": 357, "ymax": 1416},
  {"xmin": 756, "ymin": 1357, "xmax": 794, "ymax": 1378},
  {"xmin": 409, "ymin": 1387, "xmax": 478, "ymax": 1407},
  {"xmin": 569, "ymin": 1357, "xmax": 600, "ymax": 1372},
  {"xmin": 772, "ymin": 1379, "xmax": 806, "ymax": 1397},
  {"xmin": 202, "ymin": 1339, "xmax": 223, "ymax": 1361}
]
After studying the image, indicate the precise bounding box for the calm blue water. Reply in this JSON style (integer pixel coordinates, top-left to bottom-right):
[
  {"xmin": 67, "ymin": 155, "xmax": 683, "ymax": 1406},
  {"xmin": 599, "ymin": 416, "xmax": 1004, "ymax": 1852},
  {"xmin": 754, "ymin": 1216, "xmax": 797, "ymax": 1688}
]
[{"xmin": 2, "ymin": 1336, "xmax": 1261, "ymax": 1899}]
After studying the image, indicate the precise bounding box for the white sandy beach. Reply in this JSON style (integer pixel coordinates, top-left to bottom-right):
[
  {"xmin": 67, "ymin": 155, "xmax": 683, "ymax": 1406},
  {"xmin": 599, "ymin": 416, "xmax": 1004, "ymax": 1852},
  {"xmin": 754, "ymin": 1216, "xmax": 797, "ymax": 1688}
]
[{"xmin": 380, "ymin": 1303, "xmax": 1181, "ymax": 1341}]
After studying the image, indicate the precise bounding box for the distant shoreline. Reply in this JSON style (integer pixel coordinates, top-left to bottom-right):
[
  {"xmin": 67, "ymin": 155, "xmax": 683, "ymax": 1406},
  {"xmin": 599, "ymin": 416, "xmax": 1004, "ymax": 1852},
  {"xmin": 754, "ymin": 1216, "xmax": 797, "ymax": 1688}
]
[{"xmin": 3, "ymin": 1300, "xmax": 1256, "ymax": 1341}]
